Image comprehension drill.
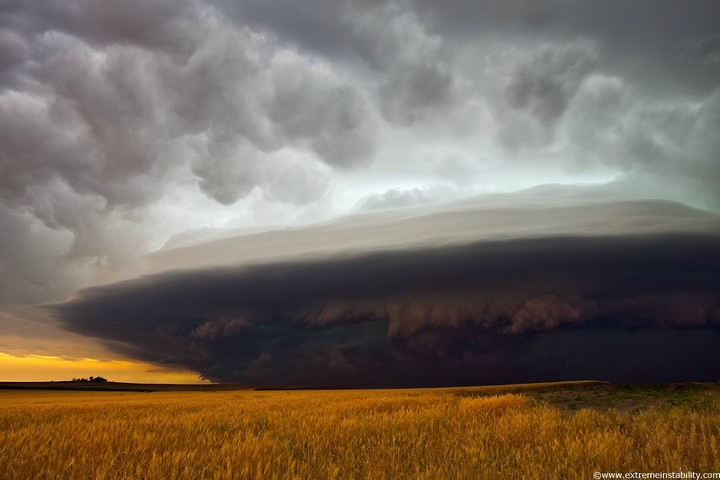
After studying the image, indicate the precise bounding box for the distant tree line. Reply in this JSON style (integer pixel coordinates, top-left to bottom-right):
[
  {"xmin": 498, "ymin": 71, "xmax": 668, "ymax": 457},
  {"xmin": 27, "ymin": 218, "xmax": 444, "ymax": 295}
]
[{"xmin": 70, "ymin": 376, "xmax": 108, "ymax": 383}]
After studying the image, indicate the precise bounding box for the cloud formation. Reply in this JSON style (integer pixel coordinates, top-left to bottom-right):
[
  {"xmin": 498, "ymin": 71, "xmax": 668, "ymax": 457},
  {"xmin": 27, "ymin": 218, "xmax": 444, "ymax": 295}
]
[
  {"xmin": 1, "ymin": 1, "xmax": 719, "ymax": 385},
  {"xmin": 490, "ymin": 42, "xmax": 597, "ymax": 151},
  {"xmin": 52, "ymin": 197, "xmax": 720, "ymax": 386},
  {"xmin": 0, "ymin": 0, "xmax": 378, "ymax": 303}
]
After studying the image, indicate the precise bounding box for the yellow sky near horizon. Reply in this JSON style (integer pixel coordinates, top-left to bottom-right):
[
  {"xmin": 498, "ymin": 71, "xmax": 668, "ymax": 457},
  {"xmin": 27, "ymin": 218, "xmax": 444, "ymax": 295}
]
[
  {"xmin": 0, "ymin": 305, "xmax": 208, "ymax": 384},
  {"xmin": 0, "ymin": 352, "xmax": 207, "ymax": 384}
]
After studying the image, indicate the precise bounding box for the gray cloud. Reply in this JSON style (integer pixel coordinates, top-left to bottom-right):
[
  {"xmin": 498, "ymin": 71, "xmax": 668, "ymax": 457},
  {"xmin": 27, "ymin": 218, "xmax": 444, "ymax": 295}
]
[
  {"xmin": 352, "ymin": 5, "xmax": 458, "ymax": 125},
  {"xmin": 0, "ymin": 28, "xmax": 26, "ymax": 82},
  {"xmin": 51, "ymin": 195, "xmax": 720, "ymax": 386},
  {"xmin": 379, "ymin": 63, "xmax": 456, "ymax": 126},
  {"xmin": 357, "ymin": 187, "xmax": 439, "ymax": 211},
  {"xmin": 214, "ymin": 0, "xmax": 352, "ymax": 59},
  {"xmin": 413, "ymin": 0, "xmax": 720, "ymax": 95},
  {"xmin": 52, "ymin": 232, "xmax": 720, "ymax": 386},
  {"xmin": 260, "ymin": 152, "xmax": 330, "ymax": 205},
  {"xmin": 190, "ymin": 138, "xmax": 263, "ymax": 206},
  {"xmin": 0, "ymin": 0, "xmax": 380, "ymax": 304},
  {"xmin": 679, "ymin": 33, "xmax": 720, "ymax": 68},
  {"xmin": 488, "ymin": 42, "xmax": 597, "ymax": 151},
  {"xmin": 224, "ymin": 1, "xmax": 461, "ymax": 125},
  {"xmin": 0, "ymin": 0, "xmax": 200, "ymax": 54},
  {"xmin": 91, "ymin": 188, "xmax": 720, "ymax": 286},
  {"xmin": 266, "ymin": 51, "xmax": 377, "ymax": 167},
  {"xmin": 0, "ymin": 205, "xmax": 82, "ymax": 304},
  {"xmin": 1, "ymin": 0, "xmax": 719, "ymax": 365},
  {"xmin": 565, "ymin": 78, "xmax": 720, "ymax": 207}
]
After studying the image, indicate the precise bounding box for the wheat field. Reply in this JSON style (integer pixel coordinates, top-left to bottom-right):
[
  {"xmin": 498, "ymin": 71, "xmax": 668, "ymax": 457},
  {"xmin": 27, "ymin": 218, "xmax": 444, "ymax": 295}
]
[{"xmin": 1, "ymin": 382, "xmax": 719, "ymax": 479}]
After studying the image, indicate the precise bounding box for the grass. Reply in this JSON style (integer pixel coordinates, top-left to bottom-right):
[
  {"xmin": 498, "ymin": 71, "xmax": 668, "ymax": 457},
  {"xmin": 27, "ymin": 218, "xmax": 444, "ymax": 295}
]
[{"xmin": 1, "ymin": 382, "xmax": 719, "ymax": 479}]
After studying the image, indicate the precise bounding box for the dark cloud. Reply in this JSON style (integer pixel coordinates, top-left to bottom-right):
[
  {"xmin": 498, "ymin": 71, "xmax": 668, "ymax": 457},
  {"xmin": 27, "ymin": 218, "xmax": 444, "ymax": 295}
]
[
  {"xmin": 52, "ymin": 231, "xmax": 720, "ymax": 387},
  {"xmin": 351, "ymin": 5, "xmax": 458, "ymax": 125},
  {"xmin": 0, "ymin": 0, "xmax": 378, "ymax": 303},
  {"xmin": 265, "ymin": 51, "xmax": 377, "ymax": 168},
  {"xmin": 93, "ymin": 191, "xmax": 720, "ymax": 287},
  {"xmin": 1, "ymin": 0, "xmax": 719, "ymax": 318},
  {"xmin": 0, "ymin": 28, "xmax": 26, "ymax": 82},
  {"xmin": 0, "ymin": 0, "xmax": 200, "ymax": 53},
  {"xmin": 413, "ymin": 0, "xmax": 720, "ymax": 95},
  {"xmin": 0, "ymin": 205, "xmax": 81, "ymax": 304},
  {"xmin": 223, "ymin": 1, "xmax": 460, "ymax": 125},
  {"xmin": 565, "ymin": 80, "xmax": 720, "ymax": 207},
  {"xmin": 214, "ymin": 0, "xmax": 353, "ymax": 59},
  {"xmin": 679, "ymin": 33, "xmax": 720, "ymax": 68},
  {"xmin": 379, "ymin": 63, "xmax": 456, "ymax": 125},
  {"xmin": 489, "ymin": 42, "xmax": 597, "ymax": 151}
]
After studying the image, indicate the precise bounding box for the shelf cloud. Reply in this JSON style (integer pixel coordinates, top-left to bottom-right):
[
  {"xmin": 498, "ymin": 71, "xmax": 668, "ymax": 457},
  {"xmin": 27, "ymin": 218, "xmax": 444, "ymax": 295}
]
[
  {"xmin": 2, "ymin": 1, "xmax": 719, "ymax": 385},
  {"xmin": 52, "ymin": 196, "xmax": 720, "ymax": 386}
]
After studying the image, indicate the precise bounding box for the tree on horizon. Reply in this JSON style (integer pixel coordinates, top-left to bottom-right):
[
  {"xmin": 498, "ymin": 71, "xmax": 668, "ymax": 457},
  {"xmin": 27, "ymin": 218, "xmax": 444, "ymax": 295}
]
[{"xmin": 70, "ymin": 376, "xmax": 108, "ymax": 383}]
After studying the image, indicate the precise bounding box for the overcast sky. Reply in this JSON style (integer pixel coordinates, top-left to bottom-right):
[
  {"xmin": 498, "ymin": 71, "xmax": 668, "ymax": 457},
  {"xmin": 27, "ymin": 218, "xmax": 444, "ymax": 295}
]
[{"xmin": 1, "ymin": 0, "xmax": 719, "ymax": 385}]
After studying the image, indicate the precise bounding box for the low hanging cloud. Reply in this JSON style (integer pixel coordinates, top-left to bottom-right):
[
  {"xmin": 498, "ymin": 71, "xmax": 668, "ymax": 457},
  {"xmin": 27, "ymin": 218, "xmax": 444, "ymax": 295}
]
[
  {"xmin": 52, "ymin": 197, "xmax": 720, "ymax": 387},
  {"xmin": 2, "ymin": 0, "xmax": 720, "ymax": 385},
  {"xmin": 90, "ymin": 184, "xmax": 720, "ymax": 286}
]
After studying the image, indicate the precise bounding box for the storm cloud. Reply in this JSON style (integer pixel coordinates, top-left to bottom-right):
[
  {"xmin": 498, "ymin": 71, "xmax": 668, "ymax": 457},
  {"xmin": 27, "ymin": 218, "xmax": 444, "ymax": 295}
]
[
  {"xmin": 2, "ymin": 0, "xmax": 720, "ymax": 305},
  {"xmin": 2, "ymin": 1, "xmax": 720, "ymax": 385},
  {"xmin": 52, "ymin": 196, "xmax": 720, "ymax": 387},
  {"xmin": 1, "ymin": 0, "xmax": 377, "ymax": 303}
]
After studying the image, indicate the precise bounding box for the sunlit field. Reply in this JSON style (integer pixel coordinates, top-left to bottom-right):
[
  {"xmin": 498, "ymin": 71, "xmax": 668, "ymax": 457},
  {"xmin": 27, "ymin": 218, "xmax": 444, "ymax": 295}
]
[{"xmin": 1, "ymin": 382, "xmax": 719, "ymax": 479}]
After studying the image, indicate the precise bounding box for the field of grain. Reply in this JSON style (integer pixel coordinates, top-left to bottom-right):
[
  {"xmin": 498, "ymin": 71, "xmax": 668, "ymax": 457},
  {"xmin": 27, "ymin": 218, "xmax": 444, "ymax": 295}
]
[{"xmin": 1, "ymin": 382, "xmax": 719, "ymax": 479}]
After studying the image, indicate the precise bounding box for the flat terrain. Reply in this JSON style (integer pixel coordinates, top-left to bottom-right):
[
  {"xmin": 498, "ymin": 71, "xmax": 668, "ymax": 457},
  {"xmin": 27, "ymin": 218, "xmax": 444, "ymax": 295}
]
[
  {"xmin": 0, "ymin": 381, "xmax": 250, "ymax": 392},
  {"xmin": 1, "ymin": 381, "xmax": 719, "ymax": 479}
]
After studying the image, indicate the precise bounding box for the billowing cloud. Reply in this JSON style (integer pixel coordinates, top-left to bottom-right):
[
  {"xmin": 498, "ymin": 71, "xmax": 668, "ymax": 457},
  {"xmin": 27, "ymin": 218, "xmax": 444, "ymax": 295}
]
[
  {"xmin": 52, "ymin": 196, "xmax": 720, "ymax": 386},
  {"xmin": 565, "ymin": 82, "xmax": 720, "ymax": 207},
  {"xmin": 351, "ymin": 5, "xmax": 457, "ymax": 125},
  {"xmin": 489, "ymin": 42, "xmax": 597, "ymax": 151},
  {"xmin": 1, "ymin": 1, "xmax": 719, "ymax": 386},
  {"xmin": 0, "ymin": 0, "xmax": 378, "ymax": 304}
]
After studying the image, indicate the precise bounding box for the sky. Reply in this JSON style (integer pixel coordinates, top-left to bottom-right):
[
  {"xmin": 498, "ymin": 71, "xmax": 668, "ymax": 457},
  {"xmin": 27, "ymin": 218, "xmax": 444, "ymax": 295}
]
[{"xmin": 1, "ymin": 0, "xmax": 719, "ymax": 386}]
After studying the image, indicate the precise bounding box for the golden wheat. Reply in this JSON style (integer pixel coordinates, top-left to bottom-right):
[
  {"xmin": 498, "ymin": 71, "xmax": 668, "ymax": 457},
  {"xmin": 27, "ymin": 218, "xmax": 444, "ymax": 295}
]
[{"xmin": 0, "ymin": 386, "xmax": 719, "ymax": 479}]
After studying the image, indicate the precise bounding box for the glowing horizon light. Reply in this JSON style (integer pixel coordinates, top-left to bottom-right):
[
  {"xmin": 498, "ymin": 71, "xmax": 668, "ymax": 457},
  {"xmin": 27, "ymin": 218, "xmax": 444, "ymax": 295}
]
[{"xmin": 0, "ymin": 352, "xmax": 207, "ymax": 384}]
